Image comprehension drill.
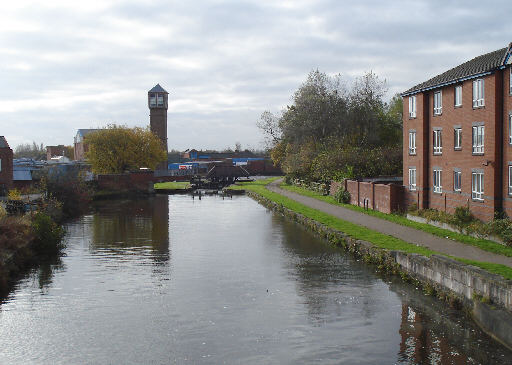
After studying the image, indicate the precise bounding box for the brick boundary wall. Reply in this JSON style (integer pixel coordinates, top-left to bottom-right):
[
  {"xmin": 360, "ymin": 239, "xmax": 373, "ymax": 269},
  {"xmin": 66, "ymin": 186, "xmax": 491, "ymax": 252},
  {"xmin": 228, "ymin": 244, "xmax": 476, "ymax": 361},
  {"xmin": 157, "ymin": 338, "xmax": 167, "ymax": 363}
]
[{"xmin": 330, "ymin": 179, "xmax": 405, "ymax": 214}]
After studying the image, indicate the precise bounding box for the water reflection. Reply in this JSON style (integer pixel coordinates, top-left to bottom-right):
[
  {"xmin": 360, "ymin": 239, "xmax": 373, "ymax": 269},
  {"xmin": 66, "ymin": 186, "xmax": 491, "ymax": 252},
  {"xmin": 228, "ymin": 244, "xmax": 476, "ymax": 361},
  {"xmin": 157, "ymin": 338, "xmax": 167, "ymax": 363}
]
[
  {"xmin": 91, "ymin": 195, "xmax": 170, "ymax": 264},
  {"xmin": 392, "ymin": 281, "xmax": 509, "ymax": 365}
]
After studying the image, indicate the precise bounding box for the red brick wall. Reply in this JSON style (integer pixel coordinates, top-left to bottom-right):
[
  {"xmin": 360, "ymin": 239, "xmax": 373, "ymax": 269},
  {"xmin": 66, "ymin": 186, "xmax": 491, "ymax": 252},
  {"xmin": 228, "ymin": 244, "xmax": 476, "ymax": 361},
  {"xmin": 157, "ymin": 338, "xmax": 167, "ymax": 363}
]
[
  {"xmin": 358, "ymin": 182, "xmax": 373, "ymax": 208},
  {"xmin": 374, "ymin": 184, "xmax": 391, "ymax": 213},
  {"xmin": 331, "ymin": 179, "xmax": 404, "ymax": 214},
  {"xmin": 97, "ymin": 171, "xmax": 190, "ymax": 191},
  {"xmin": 346, "ymin": 180, "xmax": 359, "ymax": 205},
  {"xmin": 0, "ymin": 147, "xmax": 13, "ymax": 190},
  {"xmin": 329, "ymin": 180, "xmax": 343, "ymax": 196}
]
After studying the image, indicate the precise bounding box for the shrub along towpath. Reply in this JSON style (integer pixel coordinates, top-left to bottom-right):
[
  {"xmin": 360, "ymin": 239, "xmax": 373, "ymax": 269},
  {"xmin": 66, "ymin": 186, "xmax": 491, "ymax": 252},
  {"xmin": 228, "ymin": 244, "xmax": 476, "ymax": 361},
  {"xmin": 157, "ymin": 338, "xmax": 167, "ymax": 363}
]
[{"xmin": 266, "ymin": 179, "xmax": 512, "ymax": 268}]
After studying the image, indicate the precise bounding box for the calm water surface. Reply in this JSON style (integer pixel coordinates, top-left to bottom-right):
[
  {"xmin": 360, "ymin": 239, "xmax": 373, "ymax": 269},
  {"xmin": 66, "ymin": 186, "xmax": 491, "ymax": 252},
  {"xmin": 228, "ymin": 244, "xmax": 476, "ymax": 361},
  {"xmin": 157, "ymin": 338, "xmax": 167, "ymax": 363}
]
[{"xmin": 0, "ymin": 195, "xmax": 511, "ymax": 364}]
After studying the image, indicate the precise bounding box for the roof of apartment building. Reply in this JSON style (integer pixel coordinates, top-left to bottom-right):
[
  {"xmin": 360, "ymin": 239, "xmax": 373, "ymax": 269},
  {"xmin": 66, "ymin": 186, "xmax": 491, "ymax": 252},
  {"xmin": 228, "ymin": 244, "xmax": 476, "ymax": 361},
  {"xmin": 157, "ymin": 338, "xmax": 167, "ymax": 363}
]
[
  {"xmin": 77, "ymin": 129, "xmax": 101, "ymax": 137},
  {"xmin": 403, "ymin": 43, "xmax": 512, "ymax": 96},
  {"xmin": 0, "ymin": 136, "xmax": 10, "ymax": 148}
]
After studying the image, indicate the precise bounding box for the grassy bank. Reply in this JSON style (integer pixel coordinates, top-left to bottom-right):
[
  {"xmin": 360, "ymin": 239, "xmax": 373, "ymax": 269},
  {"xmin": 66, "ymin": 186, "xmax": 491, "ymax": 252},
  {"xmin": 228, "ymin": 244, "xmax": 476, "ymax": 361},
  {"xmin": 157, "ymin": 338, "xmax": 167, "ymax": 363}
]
[
  {"xmin": 232, "ymin": 178, "xmax": 512, "ymax": 280},
  {"xmin": 154, "ymin": 181, "xmax": 191, "ymax": 190},
  {"xmin": 281, "ymin": 183, "xmax": 512, "ymax": 258},
  {"xmin": 0, "ymin": 212, "xmax": 64, "ymax": 294}
]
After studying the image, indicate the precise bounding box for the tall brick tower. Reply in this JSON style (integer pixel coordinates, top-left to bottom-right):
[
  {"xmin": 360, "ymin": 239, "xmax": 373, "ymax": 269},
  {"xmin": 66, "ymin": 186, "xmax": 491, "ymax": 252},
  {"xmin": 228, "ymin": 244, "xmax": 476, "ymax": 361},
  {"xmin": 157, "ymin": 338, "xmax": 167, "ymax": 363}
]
[{"xmin": 148, "ymin": 84, "xmax": 169, "ymax": 171}]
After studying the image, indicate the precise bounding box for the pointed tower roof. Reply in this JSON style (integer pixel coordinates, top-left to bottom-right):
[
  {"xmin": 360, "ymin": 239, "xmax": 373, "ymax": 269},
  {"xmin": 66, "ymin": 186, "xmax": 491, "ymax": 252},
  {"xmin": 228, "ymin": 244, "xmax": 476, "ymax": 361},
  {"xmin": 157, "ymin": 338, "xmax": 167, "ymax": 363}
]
[{"xmin": 149, "ymin": 84, "xmax": 168, "ymax": 94}]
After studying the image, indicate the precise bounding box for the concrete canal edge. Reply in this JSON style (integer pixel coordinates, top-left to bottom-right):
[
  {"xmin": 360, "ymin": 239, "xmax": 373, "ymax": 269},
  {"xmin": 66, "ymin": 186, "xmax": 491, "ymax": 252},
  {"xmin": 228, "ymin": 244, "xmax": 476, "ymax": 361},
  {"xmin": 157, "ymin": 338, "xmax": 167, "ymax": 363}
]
[{"xmin": 246, "ymin": 191, "xmax": 512, "ymax": 350}]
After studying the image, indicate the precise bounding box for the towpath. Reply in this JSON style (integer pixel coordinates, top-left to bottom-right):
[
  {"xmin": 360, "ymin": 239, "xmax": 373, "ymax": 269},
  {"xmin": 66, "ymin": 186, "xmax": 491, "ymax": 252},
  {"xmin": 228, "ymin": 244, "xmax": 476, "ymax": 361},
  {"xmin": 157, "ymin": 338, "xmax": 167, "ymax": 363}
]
[{"xmin": 267, "ymin": 179, "xmax": 512, "ymax": 267}]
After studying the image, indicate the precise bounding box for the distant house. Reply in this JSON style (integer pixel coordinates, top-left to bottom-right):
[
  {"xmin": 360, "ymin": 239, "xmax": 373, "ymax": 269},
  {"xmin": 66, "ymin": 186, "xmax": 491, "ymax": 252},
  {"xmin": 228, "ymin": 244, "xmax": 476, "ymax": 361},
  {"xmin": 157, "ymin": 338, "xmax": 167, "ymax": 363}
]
[
  {"xmin": 74, "ymin": 129, "xmax": 100, "ymax": 161},
  {"xmin": 0, "ymin": 136, "xmax": 13, "ymax": 193}
]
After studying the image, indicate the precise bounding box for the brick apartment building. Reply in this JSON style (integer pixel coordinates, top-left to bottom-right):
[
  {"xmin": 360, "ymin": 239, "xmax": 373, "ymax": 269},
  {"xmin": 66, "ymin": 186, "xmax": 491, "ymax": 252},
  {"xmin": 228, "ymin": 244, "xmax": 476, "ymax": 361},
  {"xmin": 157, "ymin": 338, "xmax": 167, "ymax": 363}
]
[
  {"xmin": 402, "ymin": 42, "xmax": 512, "ymax": 221},
  {"xmin": 0, "ymin": 136, "xmax": 13, "ymax": 192}
]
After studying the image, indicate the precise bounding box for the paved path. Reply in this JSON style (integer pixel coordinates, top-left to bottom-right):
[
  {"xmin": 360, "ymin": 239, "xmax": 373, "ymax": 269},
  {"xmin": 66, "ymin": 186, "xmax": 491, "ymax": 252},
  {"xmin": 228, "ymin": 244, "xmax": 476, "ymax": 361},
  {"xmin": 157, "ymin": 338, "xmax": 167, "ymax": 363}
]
[{"xmin": 267, "ymin": 180, "xmax": 512, "ymax": 267}]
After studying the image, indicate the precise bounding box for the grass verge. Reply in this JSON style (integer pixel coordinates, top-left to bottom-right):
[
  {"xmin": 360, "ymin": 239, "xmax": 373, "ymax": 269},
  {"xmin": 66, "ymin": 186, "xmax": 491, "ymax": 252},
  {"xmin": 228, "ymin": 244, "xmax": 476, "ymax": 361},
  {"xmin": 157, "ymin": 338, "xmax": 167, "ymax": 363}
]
[
  {"xmin": 154, "ymin": 181, "xmax": 191, "ymax": 190},
  {"xmin": 281, "ymin": 183, "xmax": 512, "ymax": 258},
  {"xmin": 233, "ymin": 178, "xmax": 512, "ymax": 280}
]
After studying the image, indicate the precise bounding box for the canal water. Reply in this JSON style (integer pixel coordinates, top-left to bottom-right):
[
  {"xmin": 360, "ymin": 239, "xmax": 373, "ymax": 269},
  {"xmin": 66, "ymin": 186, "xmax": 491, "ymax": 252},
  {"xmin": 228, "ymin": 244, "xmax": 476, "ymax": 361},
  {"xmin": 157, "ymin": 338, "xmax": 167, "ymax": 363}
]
[{"xmin": 0, "ymin": 195, "xmax": 511, "ymax": 364}]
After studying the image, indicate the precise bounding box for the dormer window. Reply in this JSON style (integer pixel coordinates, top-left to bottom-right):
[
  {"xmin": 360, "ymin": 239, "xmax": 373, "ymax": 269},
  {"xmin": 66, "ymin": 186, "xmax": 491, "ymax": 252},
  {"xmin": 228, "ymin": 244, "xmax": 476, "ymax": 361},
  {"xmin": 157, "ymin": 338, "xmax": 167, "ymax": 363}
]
[{"xmin": 149, "ymin": 93, "xmax": 157, "ymax": 107}]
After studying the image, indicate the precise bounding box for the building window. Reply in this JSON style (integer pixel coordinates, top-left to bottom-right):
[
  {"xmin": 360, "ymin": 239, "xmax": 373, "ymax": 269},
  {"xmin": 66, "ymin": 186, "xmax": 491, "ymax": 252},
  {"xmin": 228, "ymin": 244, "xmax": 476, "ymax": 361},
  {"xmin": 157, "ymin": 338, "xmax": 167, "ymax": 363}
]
[
  {"xmin": 408, "ymin": 131, "xmax": 416, "ymax": 155},
  {"xmin": 472, "ymin": 125, "xmax": 484, "ymax": 154},
  {"xmin": 509, "ymin": 166, "xmax": 512, "ymax": 196},
  {"xmin": 434, "ymin": 91, "xmax": 442, "ymax": 115},
  {"xmin": 149, "ymin": 93, "xmax": 156, "ymax": 107},
  {"xmin": 454, "ymin": 85, "xmax": 462, "ymax": 107},
  {"xmin": 510, "ymin": 68, "xmax": 512, "ymax": 95},
  {"xmin": 509, "ymin": 114, "xmax": 512, "ymax": 144},
  {"xmin": 157, "ymin": 94, "xmax": 164, "ymax": 106},
  {"xmin": 454, "ymin": 128, "xmax": 462, "ymax": 150},
  {"xmin": 409, "ymin": 168, "xmax": 416, "ymax": 191},
  {"xmin": 433, "ymin": 169, "xmax": 442, "ymax": 193},
  {"xmin": 409, "ymin": 96, "xmax": 416, "ymax": 118},
  {"xmin": 0, "ymin": 158, "xmax": 2, "ymax": 172},
  {"xmin": 472, "ymin": 171, "xmax": 484, "ymax": 201},
  {"xmin": 433, "ymin": 129, "xmax": 442, "ymax": 154},
  {"xmin": 454, "ymin": 170, "xmax": 461, "ymax": 192},
  {"xmin": 472, "ymin": 79, "xmax": 485, "ymax": 107}
]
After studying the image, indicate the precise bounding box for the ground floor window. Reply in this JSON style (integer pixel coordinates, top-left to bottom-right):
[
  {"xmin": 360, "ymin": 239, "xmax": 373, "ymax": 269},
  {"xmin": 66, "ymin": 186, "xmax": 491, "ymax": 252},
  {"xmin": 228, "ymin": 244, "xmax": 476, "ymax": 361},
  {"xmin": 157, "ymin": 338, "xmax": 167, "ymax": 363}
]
[
  {"xmin": 453, "ymin": 170, "xmax": 461, "ymax": 192},
  {"xmin": 472, "ymin": 171, "xmax": 484, "ymax": 201},
  {"xmin": 433, "ymin": 169, "xmax": 442, "ymax": 193},
  {"xmin": 408, "ymin": 168, "xmax": 416, "ymax": 191},
  {"xmin": 509, "ymin": 166, "xmax": 512, "ymax": 196}
]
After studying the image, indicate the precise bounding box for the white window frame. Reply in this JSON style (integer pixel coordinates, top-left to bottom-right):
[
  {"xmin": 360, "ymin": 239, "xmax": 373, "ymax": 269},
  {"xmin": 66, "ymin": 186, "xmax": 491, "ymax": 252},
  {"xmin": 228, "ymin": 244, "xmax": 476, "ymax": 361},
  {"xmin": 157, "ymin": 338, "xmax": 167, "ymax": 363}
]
[
  {"xmin": 149, "ymin": 93, "xmax": 156, "ymax": 107},
  {"xmin": 454, "ymin": 85, "xmax": 462, "ymax": 107},
  {"xmin": 453, "ymin": 170, "xmax": 461, "ymax": 192},
  {"xmin": 434, "ymin": 91, "xmax": 442, "ymax": 115},
  {"xmin": 433, "ymin": 129, "xmax": 442, "ymax": 154},
  {"xmin": 472, "ymin": 79, "xmax": 485, "ymax": 108},
  {"xmin": 509, "ymin": 165, "xmax": 512, "ymax": 196},
  {"xmin": 472, "ymin": 125, "xmax": 484, "ymax": 154},
  {"xmin": 472, "ymin": 172, "xmax": 484, "ymax": 201},
  {"xmin": 433, "ymin": 169, "xmax": 442, "ymax": 193},
  {"xmin": 509, "ymin": 114, "xmax": 512, "ymax": 145},
  {"xmin": 409, "ymin": 96, "xmax": 416, "ymax": 118},
  {"xmin": 157, "ymin": 94, "xmax": 164, "ymax": 106},
  {"xmin": 510, "ymin": 68, "xmax": 512, "ymax": 95},
  {"xmin": 409, "ymin": 168, "xmax": 417, "ymax": 191},
  {"xmin": 408, "ymin": 131, "xmax": 416, "ymax": 155},
  {"xmin": 454, "ymin": 128, "xmax": 462, "ymax": 150}
]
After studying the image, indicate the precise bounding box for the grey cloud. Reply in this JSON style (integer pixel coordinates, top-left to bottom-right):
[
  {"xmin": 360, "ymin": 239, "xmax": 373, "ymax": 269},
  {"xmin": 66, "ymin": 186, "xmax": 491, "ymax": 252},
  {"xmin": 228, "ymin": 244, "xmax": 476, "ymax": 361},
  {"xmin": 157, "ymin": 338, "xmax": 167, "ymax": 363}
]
[{"xmin": 1, "ymin": 0, "xmax": 512, "ymax": 150}]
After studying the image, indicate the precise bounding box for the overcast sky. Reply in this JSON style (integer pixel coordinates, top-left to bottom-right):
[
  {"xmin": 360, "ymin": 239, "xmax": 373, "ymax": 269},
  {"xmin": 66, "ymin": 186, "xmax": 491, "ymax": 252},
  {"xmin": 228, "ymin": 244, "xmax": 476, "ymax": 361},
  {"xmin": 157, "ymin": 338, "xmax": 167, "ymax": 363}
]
[{"xmin": 1, "ymin": 0, "xmax": 510, "ymax": 151}]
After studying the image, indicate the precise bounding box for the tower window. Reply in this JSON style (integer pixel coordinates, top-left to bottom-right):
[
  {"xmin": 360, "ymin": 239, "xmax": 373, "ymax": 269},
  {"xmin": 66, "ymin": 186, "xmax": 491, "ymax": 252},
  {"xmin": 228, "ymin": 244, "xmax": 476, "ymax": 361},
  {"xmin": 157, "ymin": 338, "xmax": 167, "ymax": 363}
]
[
  {"xmin": 157, "ymin": 94, "xmax": 164, "ymax": 106},
  {"xmin": 149, "ymin": 93, "xmax": 156, "ymax": 107}
]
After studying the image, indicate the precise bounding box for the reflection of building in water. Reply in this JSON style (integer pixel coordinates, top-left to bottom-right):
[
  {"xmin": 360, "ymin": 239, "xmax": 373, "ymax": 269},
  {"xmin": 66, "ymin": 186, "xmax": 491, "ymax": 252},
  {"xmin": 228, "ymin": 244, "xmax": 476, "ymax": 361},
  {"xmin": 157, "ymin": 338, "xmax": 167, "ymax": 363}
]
[
  {"xmin": 92, "ymin": 195, "xmax": 169, "ymax": 264},
  {"xmin": 151, "ymin": 195, "xmax": 170, "ymax": 263},
  {"xmin": 398, "ymin": 304, "xmax": 469, "ymax": 364}
]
